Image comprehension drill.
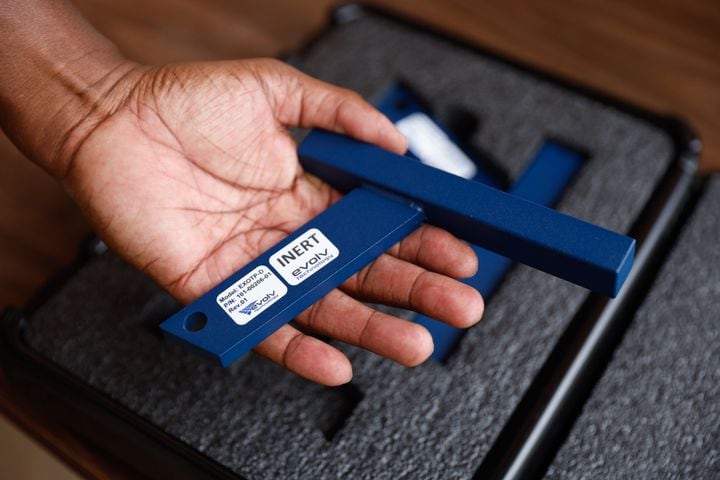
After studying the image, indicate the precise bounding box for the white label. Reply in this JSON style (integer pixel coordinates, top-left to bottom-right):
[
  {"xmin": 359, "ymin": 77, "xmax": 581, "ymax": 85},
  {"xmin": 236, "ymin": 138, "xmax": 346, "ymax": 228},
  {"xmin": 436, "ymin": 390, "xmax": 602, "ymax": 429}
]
[
  {"xmin": 216, "ymin": 266, "xmax": 287, "ymax": 325},
  {"xmin": 269, "ymin": 228, "xmax": 339, "ymax": 286},
  {"xmin": 395, "ymin": 112, "xmax": 478, "ymax": 180}
]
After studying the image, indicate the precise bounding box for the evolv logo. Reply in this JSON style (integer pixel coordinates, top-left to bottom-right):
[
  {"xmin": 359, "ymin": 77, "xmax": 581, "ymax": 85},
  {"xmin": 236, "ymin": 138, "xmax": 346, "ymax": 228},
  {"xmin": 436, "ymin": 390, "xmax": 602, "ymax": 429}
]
[
  {"xmin": 239, "ymin": 291, "xmax": 278, "ymax": 315},
  {"xmin": 239, "ymin": 300, "xmax": 258, "ymax": 315},
  {"xmin": 270, "ymin": 228, "xmax": 339, "ymax": 286}
]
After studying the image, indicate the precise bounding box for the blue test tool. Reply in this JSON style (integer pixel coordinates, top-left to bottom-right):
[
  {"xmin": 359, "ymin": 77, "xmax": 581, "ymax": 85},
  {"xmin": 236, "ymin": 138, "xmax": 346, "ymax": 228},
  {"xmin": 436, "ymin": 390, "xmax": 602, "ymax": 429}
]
[
  {"xmin": 161, "ymin": 91, "xmax": 635, "ymax": 367},
  {"xmin": 375, "ymin": 84, "xmax": 587, "ymax": 360}
]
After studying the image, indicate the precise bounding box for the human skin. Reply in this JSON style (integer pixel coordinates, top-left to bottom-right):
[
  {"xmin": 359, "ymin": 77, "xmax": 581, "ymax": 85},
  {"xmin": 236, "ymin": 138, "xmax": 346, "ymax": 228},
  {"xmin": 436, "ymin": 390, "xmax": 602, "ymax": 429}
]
[{"xmin": 0, "ymin": 0, "xmax": 484, "ymax": 385}]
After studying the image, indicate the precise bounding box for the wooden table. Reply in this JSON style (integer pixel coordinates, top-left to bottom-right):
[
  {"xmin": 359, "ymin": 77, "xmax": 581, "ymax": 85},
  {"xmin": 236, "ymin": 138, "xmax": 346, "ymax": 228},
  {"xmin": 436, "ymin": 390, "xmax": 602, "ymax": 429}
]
[{"xmin": 1, "ymin": 1, "xmax": 718, "ymax": 477}]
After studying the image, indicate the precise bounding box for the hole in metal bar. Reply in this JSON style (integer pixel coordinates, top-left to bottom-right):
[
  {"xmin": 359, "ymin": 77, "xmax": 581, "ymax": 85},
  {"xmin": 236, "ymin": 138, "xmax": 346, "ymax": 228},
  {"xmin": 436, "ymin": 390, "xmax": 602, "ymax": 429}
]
[{"xmin": 184, "ymin": 312, "xmax": 207, "ymax": 332}]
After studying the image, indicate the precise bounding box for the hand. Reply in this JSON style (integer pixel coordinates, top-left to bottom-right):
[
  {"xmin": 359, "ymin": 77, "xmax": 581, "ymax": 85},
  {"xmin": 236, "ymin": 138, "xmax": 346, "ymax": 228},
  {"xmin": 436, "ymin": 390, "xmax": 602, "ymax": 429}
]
[{"xmin": 49, "ymin": 59, "xmax": 485, "ymax": 385}]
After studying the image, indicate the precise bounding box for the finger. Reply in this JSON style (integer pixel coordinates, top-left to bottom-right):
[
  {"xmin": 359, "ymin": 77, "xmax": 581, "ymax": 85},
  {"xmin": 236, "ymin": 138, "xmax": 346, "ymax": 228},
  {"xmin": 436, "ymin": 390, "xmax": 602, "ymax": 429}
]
[
  {"xmin": 296, "ymin": 289, "xmax": 434, "ymax": 367},
  {"xmin": 341, "ymin": 254, "xmax": 484, "ymax": 328},
  {"xmin": 386, "ymin": 224, "xmax": 478, "ymax": 279},
  {"xmin": 253, "ymin": 59, "xmax": 408, "ymax": 155},
  {"xmin": 253, "ymin": 323, "xmax": 352, "ymax": 386}
]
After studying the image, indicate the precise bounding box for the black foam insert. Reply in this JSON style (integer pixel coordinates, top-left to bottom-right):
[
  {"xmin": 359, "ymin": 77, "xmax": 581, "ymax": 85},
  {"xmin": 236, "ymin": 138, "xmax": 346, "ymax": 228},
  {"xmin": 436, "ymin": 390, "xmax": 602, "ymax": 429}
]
[
  {"xmin": 546, "ymin": 176, "xmax": 720, "ymax": 479},
  {"xmin": 23, "ymin": 11, "xmax": 675, "ymax": 479}
]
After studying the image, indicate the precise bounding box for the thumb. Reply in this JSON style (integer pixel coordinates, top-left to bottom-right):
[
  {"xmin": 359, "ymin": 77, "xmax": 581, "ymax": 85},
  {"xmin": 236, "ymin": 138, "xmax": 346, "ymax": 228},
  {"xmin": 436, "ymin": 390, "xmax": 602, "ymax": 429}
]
[{"xmin": 249, "ymin": 59, "xmax": 408, "ymax": 155}]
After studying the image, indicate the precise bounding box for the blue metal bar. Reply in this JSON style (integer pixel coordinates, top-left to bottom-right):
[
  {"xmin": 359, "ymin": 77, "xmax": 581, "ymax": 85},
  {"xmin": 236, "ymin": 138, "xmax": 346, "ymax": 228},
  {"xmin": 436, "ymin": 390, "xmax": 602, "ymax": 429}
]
[
  {"xmin": 160, "ymin": 187, "xmax": 425, "ymax": 366},
  {"xmin": 298, "ymin": 130, "xmax": 635, "ymax": 298}
]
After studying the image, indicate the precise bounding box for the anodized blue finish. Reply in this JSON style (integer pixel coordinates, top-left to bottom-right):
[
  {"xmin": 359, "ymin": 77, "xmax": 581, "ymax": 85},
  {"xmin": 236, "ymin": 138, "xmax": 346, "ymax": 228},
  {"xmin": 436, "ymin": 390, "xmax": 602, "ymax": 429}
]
[
  {"xmin": 414, "ymin": 141, "xmax": 586, "ymax": 360},
  {"xmin": 298, "ymin": 130, "xmax": 635, "ymax": 298},
  {"xmin": 160, "ymin": 187, "xmax": 425, "ymax": 366}
]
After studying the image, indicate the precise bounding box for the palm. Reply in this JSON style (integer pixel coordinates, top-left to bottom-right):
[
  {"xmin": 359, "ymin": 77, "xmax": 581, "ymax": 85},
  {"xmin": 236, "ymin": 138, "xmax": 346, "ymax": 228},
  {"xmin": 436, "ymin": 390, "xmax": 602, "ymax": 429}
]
[
  {"xmin": 69, "ymin": 62, "xmax": 331, "ymax": 303},
  {"xmin": 65, "ymin": 59, "xmax": 484, "ymax": 385}
]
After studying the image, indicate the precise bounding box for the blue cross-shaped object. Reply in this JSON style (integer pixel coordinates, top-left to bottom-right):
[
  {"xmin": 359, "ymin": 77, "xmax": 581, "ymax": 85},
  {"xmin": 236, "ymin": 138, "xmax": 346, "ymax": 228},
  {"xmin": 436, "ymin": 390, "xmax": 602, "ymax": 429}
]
[
  {"xmin": 375, "ymin": 83, "xmax": 587, "ymax": 361},
  {"xmin": 160, "ymin": 90, "xmax": 635, "ymax": 367}
]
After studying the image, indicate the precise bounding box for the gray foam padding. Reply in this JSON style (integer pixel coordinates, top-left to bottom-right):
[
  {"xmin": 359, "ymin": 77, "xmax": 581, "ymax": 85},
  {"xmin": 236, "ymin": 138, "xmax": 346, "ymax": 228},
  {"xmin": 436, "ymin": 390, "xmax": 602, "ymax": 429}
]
[
  {"xmin": 23, "ymin": 11, "xmax": 675, "ymax": 479},
  {"xmin": 546, "ymin": 176, "xmax": 720, "ymax": 480}
]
